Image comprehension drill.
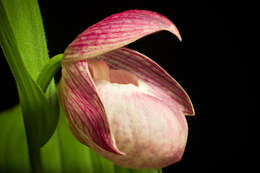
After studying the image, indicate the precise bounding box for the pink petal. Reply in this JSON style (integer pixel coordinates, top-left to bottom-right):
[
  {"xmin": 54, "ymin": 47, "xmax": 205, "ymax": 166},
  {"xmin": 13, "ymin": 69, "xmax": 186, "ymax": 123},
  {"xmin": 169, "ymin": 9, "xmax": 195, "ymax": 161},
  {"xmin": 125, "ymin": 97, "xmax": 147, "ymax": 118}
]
[
  {"xmin": 93, "ymin": 79, "xmax": 188, "ymax": 168},
  {"xmin": 59, "ymin": 62, "xmax": 124, "ymax": 155},
  {"xmin": 96, "ymin": 47, "xmax": 195, "ymax": 115},
  {"xmin": 63, "ymin": 10, "xmax": 181, "ymax": 63}
]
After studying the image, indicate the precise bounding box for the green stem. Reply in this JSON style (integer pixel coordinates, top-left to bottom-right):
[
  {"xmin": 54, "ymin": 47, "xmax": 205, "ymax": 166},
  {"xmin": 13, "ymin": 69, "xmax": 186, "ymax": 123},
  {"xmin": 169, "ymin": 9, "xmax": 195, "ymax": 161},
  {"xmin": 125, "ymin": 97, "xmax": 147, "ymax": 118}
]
[
  {"xmin": 37, "ymin": 54, "xmax": 63, "ymax": 92},
  {"xmin": 28, "ymin": 146, "xmax": 42, "ymax": 173}
]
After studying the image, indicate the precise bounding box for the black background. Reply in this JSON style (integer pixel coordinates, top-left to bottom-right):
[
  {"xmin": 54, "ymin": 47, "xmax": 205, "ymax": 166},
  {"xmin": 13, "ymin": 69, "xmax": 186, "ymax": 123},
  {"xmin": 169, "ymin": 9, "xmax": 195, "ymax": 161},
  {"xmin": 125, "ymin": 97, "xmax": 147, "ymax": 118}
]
[{"xmin": 0, "ymin": 1, "xmax": 248, "ymax": 172}]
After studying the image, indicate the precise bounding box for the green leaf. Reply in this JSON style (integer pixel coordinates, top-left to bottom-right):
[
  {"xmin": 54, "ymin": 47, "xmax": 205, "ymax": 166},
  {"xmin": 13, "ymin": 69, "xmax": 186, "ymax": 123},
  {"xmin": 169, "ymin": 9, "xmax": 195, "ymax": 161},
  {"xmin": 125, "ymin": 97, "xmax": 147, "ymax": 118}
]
[
  {"xmin": 0, "ymin": 0, "xmax": 59, "ymax": 143},
  {"xmin": 0, "ymin": 0, "xmax": 59, "ymax": 172},
  {"xmin": 0, "ymin": 105, "xmax": 161, "ymax": 173},
  {"xmin": 0, "ymin": 0, "xmax": 49, "ymax": 80},
  {"xmin": 0, "ymin": 0, "xmax": 59, "ymax": 144},
  {"xmin": 0, "ymin": 106, "xmax": 31, "ymax": 173}
]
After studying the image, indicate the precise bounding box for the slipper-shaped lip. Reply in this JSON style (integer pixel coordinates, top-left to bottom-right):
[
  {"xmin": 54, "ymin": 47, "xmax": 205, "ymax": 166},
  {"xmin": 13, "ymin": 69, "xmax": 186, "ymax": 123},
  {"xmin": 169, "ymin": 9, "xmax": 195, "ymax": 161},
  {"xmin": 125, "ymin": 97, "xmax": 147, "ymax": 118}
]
[{"xmin": 59, "ymin": 10, "xmax": 194, "ymax": 156}]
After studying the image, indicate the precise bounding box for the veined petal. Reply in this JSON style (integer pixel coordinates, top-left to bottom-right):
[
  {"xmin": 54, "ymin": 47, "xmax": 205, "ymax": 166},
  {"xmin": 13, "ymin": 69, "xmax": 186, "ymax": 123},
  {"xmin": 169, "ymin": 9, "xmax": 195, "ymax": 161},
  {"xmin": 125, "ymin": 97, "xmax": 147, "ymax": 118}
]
[
  {"xmin": 58, "ymin": 62, "xmax": 124, "ymax": 155},
  {"xmin": 96, "ymin": 47, "xmax": 195, "ymax": 115},
  {"xmin": 63, "ymin": 10, "xmax": 181, "ymax": 63}
]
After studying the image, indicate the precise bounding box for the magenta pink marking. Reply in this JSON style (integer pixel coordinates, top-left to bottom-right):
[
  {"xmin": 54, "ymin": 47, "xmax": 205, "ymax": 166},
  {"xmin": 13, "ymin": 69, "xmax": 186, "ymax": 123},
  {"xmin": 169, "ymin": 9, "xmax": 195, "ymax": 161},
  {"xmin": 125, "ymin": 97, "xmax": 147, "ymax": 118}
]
[
  {"xmin": 98, "ymin": 48, "xmax": 193, "ymax": 114},
  {"xmin": 63, "ymin": 10, "xmax": 181, "ymax": 63},
  {"xmin": 110, "ymin": 51, "xmax": 177, "ymax": 92},
  {"xmin": 79, "ymin": 28, "xmax": 145, "ymax": 39},
  {"xmin": 62, "ymin": 61, "xmax": 121, "ymax": 154},
  {"xmin": 104, "ymin": 52, "xmax": 175, "ymax": 91},
  {"xmin": 63, "ymin": 76, "xmax": 95, "ymax": 135}
]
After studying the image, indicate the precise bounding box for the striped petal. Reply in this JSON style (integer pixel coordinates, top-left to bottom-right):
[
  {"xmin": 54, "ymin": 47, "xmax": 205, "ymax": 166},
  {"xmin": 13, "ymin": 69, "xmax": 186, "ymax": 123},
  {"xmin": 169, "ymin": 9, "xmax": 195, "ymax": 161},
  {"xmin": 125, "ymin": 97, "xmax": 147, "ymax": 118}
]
[
  {"xmin": 96, "ymin": 47, "xmax": 194, "ymax": 116},
  {"xmin": 63, "ymin": 10, "xmax": 181, "ymax": 63},
  {"xmin": 59, "ymin": 61, "xmax": 123, "ymax": 155}
]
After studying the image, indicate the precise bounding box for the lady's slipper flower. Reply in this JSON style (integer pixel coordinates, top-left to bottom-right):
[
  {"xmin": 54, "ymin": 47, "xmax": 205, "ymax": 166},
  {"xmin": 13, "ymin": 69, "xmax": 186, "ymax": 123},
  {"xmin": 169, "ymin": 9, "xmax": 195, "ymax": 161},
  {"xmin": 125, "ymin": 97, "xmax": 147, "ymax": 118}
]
[{"xmin": 58, "ymin": 10, "xmax": 195, "ymax": 169}]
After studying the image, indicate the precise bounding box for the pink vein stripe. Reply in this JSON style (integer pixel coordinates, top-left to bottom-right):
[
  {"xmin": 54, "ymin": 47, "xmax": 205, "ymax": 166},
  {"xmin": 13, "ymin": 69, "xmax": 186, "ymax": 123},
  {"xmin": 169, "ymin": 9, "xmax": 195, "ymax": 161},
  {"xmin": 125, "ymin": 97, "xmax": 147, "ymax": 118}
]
[
  {"xmin": 60, "ymin": 62, "xmax": 123, "ymax": 155},
  {"xmin": 97, "ymin": 47, "xmax": 195, "ymax": 115},
  {"xmin": 63, "ymin": 10, "xmax": 181, "ymax": 63}
]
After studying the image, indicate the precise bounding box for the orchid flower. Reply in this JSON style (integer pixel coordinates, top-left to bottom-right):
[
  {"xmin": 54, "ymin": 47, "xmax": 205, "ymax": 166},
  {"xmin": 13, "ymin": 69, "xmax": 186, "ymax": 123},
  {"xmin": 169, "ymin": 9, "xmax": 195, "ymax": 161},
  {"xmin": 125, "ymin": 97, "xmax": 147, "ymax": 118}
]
[{"xmin": 58, "ymin": 10, "xmax": 195, "ymax": 169}]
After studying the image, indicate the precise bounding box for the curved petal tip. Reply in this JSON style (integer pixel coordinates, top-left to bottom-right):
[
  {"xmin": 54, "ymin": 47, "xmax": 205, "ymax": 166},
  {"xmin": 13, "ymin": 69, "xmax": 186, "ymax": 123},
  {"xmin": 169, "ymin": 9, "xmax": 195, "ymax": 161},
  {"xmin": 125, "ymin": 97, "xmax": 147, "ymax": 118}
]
[{"xmin": 63, "ymin": 10, "xmax": 182, "ymax": 63}]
